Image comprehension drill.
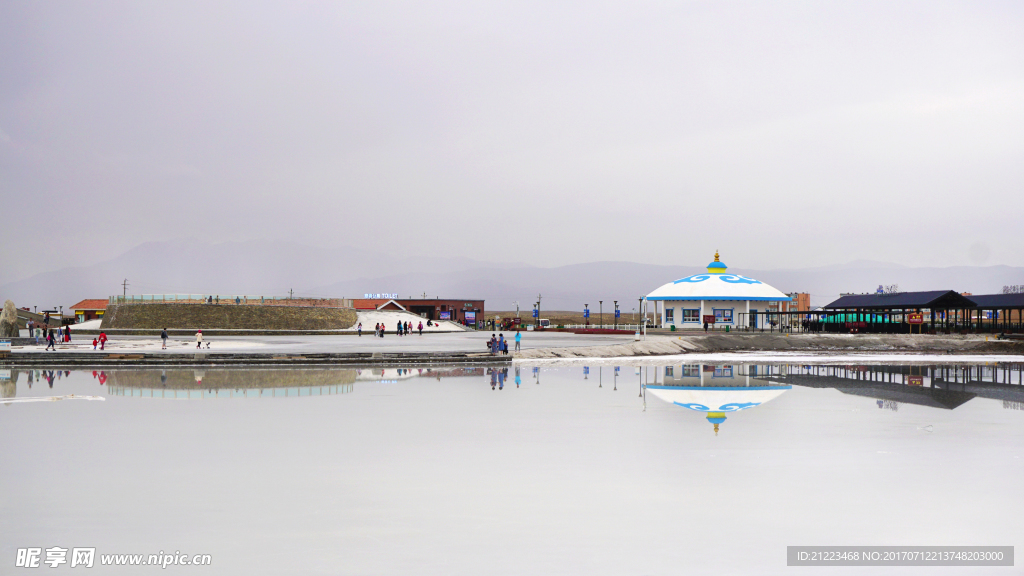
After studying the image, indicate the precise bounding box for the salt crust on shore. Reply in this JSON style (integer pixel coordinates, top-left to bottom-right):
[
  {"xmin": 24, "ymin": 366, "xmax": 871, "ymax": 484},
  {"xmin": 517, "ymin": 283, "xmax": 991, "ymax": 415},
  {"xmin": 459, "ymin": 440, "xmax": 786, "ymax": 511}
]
[{"xmin": 518, "ymin": 352, "xmax": 1024, "ymax": 365}]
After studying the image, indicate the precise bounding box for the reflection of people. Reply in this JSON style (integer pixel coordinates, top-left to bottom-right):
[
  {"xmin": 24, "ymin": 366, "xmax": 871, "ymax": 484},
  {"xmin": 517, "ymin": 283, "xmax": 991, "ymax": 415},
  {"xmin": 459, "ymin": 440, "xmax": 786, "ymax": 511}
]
[{"xmin": 515, "ymin": 367, "xmax": 521, "ymax": 388}]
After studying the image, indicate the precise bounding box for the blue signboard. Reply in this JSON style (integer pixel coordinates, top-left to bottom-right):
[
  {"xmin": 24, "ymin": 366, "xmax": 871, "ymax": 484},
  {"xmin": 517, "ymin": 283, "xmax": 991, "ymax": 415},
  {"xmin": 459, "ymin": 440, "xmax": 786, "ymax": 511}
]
[
  {"xmin": 614, "ymin": 310, "xmax": 620, "ymax": 318},
  {"xmin": 583, "ymin": 309, "xmax": 590, "ymax": 318},
  {"xmin": 532, "ymin": 309, "xmax": 539, "ymax": 318}
]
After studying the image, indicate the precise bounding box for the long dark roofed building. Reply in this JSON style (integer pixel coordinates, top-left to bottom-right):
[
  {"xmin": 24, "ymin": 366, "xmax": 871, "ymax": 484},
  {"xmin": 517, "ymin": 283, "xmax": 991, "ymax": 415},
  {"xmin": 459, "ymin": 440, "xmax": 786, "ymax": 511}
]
[
  {"xmin": 824, "ymin": 290, "xmax": 975, "ymax": 311},
  {"xmin": 966, "ymin": 293, "xmax": 1024, "ymax": 332},
  {"xmin": 822, "ymin": 290, "xmax": 978, "ymax": 333}
]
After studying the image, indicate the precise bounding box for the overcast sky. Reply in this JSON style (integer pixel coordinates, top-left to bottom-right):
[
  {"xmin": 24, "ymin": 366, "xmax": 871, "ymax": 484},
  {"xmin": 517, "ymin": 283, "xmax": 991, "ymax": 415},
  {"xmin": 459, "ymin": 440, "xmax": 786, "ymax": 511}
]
[{"xmin": 2, "ymin": 1, "xmax": 1022, "ymax": 283}]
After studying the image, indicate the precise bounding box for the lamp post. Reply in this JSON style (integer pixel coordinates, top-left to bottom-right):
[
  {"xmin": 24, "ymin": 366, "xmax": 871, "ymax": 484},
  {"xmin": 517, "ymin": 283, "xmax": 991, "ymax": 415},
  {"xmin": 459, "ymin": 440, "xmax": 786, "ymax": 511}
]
[
  {"xmin": 584, "ymin": 304, "xmax": 589, "ymax": 327},
  {"xmin": 614, "ymin": 300, "xmax": 619, "ymax": 330},
  {"xmin": 599, "ymin": 300, "xmax": 603, "ymax": 329}
]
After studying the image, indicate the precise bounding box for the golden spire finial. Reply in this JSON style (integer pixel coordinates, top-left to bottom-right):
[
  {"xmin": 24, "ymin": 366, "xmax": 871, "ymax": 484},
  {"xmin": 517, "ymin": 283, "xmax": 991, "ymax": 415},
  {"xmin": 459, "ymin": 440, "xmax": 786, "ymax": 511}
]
[
  {"xmin": 713, "ymin": 423, "xmax": 719, "ymax": 435},
  {"xmin": 714, "ymin": 250, "xmax": 720, "ymax": 262}
]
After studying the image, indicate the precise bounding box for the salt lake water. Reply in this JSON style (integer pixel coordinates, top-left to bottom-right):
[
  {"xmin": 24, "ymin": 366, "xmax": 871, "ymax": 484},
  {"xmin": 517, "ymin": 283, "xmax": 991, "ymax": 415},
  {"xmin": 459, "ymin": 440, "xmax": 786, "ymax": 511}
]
[{"xmin": 2, "ymin": 362, "xmax": 1022, "ymax": 574}]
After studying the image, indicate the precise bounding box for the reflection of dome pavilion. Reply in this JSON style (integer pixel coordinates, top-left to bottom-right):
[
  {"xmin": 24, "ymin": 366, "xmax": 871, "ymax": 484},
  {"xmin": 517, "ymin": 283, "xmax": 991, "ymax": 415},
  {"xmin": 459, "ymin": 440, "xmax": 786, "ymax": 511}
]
[
  {"xmin": 645, "ymin": 251, "xmax": 791, "ymax": 329},
  {"xmin": 645, "ymin": 364, "xmax": 790, "ymax": 434}
]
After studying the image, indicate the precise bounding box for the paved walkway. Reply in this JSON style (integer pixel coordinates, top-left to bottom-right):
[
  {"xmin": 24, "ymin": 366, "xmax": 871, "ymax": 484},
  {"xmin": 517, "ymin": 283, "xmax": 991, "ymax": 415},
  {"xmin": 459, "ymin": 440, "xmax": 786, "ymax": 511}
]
[{"xmin": 11, "ymin": 331, "xmax": 638, "ymax": 355}]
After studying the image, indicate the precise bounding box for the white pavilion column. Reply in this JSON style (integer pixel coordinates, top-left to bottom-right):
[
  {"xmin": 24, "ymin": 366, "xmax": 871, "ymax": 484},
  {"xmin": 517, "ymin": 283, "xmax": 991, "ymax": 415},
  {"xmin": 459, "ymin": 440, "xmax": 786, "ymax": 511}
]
[{"xmin": 745, "ymin": 301, "xmax": 750, "ymax": 329}]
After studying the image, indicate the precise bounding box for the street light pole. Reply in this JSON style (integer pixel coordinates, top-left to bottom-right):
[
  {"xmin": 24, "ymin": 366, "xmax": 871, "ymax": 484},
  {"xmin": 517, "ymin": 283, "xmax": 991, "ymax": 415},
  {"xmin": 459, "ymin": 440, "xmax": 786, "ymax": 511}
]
[
  {"xmin": 614, "ymin": 300, "xmax": 618, "ymax": 330},
  {"xmin": 599, "ymin": 300, "xmax": 603, "ymax": 329}
]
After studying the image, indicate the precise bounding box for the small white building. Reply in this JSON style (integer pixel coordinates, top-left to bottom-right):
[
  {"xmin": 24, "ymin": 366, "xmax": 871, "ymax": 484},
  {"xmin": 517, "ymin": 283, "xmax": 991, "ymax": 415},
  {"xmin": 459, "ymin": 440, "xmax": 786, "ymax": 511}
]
[{"xmin": 645, "ymin": 252, "xmax": 791, "ymax": 329}]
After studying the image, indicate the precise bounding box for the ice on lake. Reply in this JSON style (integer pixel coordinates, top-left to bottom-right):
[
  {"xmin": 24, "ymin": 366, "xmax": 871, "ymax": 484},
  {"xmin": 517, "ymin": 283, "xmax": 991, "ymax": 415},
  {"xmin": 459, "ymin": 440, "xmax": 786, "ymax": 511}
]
[{"xmin": 2, "ymin": 362, "xmax": 1022, "ymax": 574}]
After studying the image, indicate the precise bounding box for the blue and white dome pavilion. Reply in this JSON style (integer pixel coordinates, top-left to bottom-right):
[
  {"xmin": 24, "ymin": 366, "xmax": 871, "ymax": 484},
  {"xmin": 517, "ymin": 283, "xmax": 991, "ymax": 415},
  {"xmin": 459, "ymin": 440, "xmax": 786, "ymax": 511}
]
[{"xmin": 645, "ymin": 251, "xmax": 790, "ymax": 328}]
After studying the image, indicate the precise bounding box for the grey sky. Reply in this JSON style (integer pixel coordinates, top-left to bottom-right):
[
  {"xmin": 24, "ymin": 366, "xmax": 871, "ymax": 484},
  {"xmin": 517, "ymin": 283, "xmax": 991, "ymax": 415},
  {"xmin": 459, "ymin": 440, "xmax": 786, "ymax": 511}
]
[{"xmin": 2, "ymin": 1, "xmax": 1022, "ymax": 284}]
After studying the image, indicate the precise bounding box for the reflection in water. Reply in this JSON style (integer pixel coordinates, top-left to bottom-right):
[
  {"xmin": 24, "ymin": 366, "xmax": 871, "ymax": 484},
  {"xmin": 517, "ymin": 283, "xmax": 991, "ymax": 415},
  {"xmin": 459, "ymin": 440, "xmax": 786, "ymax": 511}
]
[
  {"xmin": 3, "ymin": 363, "xmax": 1023, "ymax": 417},
  {"xmin": 641, "ymin": 364, "xmax": 791, "ymax": 435},
  {"xmin": 630, "ymin": 362, "xmax": 1024, "ymax": 433},
  {"xmin": 759, "ymin": 363, "xmax": 1024, "ymax": 410}
]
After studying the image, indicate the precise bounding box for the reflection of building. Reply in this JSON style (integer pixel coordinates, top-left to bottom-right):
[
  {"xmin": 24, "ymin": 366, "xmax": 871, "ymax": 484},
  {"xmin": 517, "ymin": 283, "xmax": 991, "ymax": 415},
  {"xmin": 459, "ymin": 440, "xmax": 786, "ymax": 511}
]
[
  {"xmin": 760, "ymin": 364, "xmax": 1024, "ymax": 410},
  {"xmin": 645, "ymin": 363, "xmax": 791, "ymax": 434},
  {"xmin": 355, "ymin": 366, "xmax": 486, "ymax": 383},
  {"xmin": 106, "ymin": 368, "xmax": 357, "ymax": 399},
  {"xmin": 645, "ymin": 252, "xmax": 791, "ymax": 329}
]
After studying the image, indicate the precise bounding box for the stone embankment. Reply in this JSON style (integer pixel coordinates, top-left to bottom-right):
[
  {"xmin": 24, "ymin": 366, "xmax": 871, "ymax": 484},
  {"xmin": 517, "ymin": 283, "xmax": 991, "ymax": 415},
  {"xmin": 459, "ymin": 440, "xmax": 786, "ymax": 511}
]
[
  {"xmin": 101, "ymin": 303, "xmax": 357, "ymax": 331},
  {"xmin": 0, "ymin": 351, "xmax": 508, "ymax": 367},
  {"xmin": 515, "ymin": 333, "xmax": 1024, "ymax": 359}
]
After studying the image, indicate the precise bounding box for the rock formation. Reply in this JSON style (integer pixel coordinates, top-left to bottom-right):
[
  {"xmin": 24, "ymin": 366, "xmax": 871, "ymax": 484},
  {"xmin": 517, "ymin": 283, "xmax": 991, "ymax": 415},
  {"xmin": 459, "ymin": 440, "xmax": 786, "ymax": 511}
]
[{"xmin": 0, "ymin": 300, "xmax": 19, "ymax": 338}]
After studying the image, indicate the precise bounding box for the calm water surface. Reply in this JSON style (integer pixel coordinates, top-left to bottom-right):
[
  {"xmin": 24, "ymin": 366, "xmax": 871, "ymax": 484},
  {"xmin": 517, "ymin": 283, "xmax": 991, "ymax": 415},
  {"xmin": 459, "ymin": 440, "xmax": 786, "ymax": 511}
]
[{"xmin": 2, "ymin": 362, "xmax": 1022, "ymax": 575}]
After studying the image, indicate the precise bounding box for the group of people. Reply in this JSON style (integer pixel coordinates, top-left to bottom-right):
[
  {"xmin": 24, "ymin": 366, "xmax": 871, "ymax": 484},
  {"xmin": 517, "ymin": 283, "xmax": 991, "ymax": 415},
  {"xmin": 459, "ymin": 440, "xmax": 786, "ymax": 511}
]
[
  {"xmin": 363, "ymin": 321, "xmax": 425, "ymax": 338},
  {"xmin": 489, "ymin": 367, "xmax": 522, "ymax": 389},
  {"xmin": 487, "ymin": 330, "xmax": 522, "ymax": 355},
  {"xmin": 36, "ymin": 324, "xmax": 74, "ymax": 350}
]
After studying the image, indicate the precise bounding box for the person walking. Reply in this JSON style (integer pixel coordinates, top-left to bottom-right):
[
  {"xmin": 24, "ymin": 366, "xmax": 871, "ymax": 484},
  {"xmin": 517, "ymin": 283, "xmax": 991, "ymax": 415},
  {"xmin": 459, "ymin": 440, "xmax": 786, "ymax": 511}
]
[
  {"xmin": 703, "ymin": 321, "xmax": 709, "ymax": 333},
  {"xmin": 515, "ymin": 330, "xmax": 521, "ymax": 352},
  {"xmin": 161, "ymin": 328, "xmax": 168, "ymax": 349},
  {"xmin": 45, "ymin": 329, "xmax": 56, "ymax": 351},
  {"xmin": 57, "ymin": 325, "xmax": 64, "ymax": 342},
  {"xmin": 498, "ymin": 333, "xmax": 505, "ymax": 353},
  {"xmin": 98, "ymin": 331, "xmax": 108, "ymax": 350},
  {"xmin": 357, "ymin": 322, "xmax": 362, "ymax": 337},
  {"xmin": 196, "ymin": 329, "xmax": 204, "ymax": 349},
  {"xmin": 396, "ymin": 321, "xmax": 402, "ymax": 336},
  {"xmin": 418, "ymin": 321, "xmax": 423, "ymax": 336},
  {"xmin": 34, "ymin": 324, "xmax": 41, "ymax": 345}
]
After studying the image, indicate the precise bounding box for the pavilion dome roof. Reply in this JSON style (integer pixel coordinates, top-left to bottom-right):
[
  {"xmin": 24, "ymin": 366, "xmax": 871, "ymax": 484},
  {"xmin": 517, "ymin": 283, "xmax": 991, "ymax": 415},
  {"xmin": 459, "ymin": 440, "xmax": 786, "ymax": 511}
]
[{"xmin": 646, "ymin": 252, "xmax": 792, "ymax": 302}]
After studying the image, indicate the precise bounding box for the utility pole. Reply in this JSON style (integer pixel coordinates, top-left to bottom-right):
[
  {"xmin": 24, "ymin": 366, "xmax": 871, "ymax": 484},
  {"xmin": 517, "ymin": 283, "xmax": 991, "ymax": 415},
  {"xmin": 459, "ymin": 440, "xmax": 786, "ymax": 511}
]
[
  {"xmin": 122, "ymin": 278, "xmax": 129, "ymax": 298},
  {"xmin": 537, "ymin": 293, "xmax": 542, "ymax": 327},
  {"xmin": 289, "ymin": 289, "xmax": 294, "ymax": 299},
  {"xmin": 599, "ymin": 300, "xmax": 603, "ymax": 328},
  {"xmin": 614, "ymin": 300, "xmax": 618, "ymax": 330}
]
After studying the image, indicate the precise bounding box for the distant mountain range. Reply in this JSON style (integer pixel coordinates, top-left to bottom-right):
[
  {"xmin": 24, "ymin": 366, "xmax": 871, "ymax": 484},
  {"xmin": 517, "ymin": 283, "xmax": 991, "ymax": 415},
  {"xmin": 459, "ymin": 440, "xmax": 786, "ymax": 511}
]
[{"xmin": 1, "ymin": 240, "xmax": 1021, "ymax": 313}]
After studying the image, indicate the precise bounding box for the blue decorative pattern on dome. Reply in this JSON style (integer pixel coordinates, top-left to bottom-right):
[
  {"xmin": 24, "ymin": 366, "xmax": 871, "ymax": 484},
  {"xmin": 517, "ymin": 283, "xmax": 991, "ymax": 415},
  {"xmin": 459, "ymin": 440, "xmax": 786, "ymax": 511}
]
[
  {"xmin": 672, "ymin": 274, "xmax": 762, "ymax": 285},
  {"xmin": 673, "ymin": 274, "xmax": 711, "ymax": 284},
  {"xmin": 719, "ymin": 275, "xmax": 762, "ymax": 285},
  {"xmin": 674, "ymin": 401, "xmax": 762, "ymax": 412},
  {"xmin": 718, "ymin": 402, "xmax": 760, "ymax": 411}
]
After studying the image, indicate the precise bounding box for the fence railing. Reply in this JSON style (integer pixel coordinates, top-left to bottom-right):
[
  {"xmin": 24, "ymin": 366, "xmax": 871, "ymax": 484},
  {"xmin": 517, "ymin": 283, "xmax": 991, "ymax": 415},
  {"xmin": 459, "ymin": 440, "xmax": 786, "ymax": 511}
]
[{"xmin": 108, "ymin": 295, "xmax": 353, "ymax": 308}]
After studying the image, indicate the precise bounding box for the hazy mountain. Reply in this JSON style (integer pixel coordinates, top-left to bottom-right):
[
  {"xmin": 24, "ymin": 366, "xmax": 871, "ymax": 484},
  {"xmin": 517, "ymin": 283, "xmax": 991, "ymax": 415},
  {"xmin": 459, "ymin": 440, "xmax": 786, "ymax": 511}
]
[
  {"xmin": 316, "ymin": 262, "xmax": 1024, "ymax": 312},
  {"xmin": 2, "ymin": 240, "xmax": 1020, "ymax": 313},
  {"xmin": 0, "ymin": 239, "xmax": 524, "ymax": 311}
]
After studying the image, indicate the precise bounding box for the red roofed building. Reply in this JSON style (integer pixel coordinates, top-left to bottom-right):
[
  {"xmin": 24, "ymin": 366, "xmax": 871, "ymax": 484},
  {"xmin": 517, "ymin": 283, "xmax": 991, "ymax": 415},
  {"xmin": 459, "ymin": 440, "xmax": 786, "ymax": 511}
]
[{"xmin": 69, "ymin": 299, "xmax": 108, "ymax": 323}]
